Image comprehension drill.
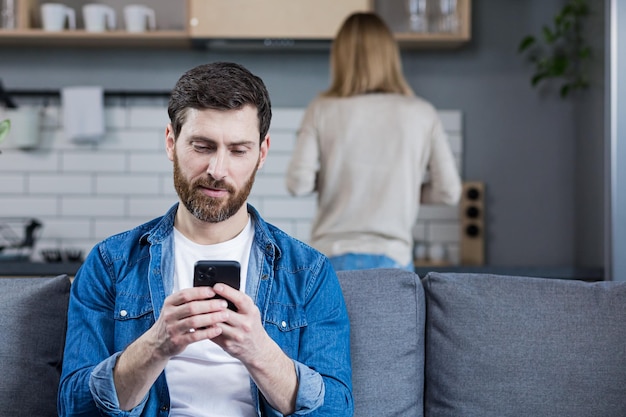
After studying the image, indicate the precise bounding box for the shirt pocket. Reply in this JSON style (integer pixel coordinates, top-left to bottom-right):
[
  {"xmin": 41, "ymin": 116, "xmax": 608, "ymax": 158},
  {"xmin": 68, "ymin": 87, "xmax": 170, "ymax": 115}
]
[
  {"xmin": 114, "ymin": 293, "xmax": 154, "ymax": 349},
  {"xmin": 265, "ymin": 302, "xmax": 307, "ymax": 332}
]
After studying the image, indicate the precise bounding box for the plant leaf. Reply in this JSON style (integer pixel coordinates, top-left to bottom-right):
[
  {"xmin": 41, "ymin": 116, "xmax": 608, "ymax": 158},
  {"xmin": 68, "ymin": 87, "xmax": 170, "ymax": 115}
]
[
  {"xmin": 560, "ymin": 84, "xmax": 571, "ymax": 98},
  {"xmin": 0, "ymin": 119, "xmax": 10, "ymax": 144},
  {"xmin": 532, "ymin": 73, "xmax": 547, "ymax": 86},
  {"xmin": 518, "ymin": 35, "xmax": 536, "ymax": 52},
  {"xmin": 543, "ymin": 26, "xmax": 555, "ymax": 43}
]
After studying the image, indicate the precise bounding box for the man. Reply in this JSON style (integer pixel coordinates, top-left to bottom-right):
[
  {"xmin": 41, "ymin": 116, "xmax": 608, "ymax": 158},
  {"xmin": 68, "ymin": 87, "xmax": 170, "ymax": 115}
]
[{"xmin": 58, "ymin": 62, "xmax": 353, "ymax": 417}]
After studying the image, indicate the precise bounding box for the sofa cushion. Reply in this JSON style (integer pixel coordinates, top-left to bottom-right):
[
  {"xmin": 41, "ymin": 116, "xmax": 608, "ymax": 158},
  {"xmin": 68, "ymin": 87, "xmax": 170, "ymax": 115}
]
[
  {"xmin": 338, "ymin": 269, "xmax": 425, "ymax": 417},
  {"xmin": 0, "ymin": 275, "xmax": 71, "ymax": 417},
  {"xmin": 422, "ymin": 272, "xmax": 626, "ymax": 417}
]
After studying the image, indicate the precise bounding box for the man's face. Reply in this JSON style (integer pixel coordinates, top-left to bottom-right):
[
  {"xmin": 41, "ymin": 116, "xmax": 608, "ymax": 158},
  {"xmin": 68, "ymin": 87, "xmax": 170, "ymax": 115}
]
[{"xmin": 166, "ymin": 105, "xmax": 269, "ymax": 223}]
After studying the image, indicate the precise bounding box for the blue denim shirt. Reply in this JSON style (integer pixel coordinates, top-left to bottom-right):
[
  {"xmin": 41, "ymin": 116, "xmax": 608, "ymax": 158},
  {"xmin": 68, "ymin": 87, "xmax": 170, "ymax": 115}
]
[{"xmin": 58, "ymin": 204, "xmax": 353, "ymax": 417}]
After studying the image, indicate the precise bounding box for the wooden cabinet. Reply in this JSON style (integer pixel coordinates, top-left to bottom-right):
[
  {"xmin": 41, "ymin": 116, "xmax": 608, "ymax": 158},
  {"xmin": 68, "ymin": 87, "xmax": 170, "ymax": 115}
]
[
  {"xmin": 188, "ymin": 0, "xmax": 370, "ymax": 40},
  {"xmin": 377, "ymin": 0, "xmax": 471, "ymax": 48},
  {"xmin": 0, "ymin": 0, "xmax": 189, "ymax": 47},
  {"xmin": 0, "ymin": 0, "xmax": 471, "ymax": 48}
]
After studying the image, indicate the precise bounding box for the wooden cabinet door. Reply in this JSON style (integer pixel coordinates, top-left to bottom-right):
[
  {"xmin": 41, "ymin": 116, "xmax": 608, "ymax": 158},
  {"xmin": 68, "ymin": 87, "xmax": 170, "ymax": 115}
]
[{"xmin": 188, "ymin": 0, "xmax": 372, "ymax": 39}]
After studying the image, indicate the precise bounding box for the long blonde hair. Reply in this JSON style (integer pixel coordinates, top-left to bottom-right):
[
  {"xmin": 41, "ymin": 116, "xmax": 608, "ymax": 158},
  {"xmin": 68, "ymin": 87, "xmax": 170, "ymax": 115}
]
[{"xmin": 323, "ymin": 12, "xmax": 414, "ymax": 97}]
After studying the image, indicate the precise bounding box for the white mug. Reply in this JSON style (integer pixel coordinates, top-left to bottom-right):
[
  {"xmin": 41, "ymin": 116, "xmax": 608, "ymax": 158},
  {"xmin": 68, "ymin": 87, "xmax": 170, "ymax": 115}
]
[
  {"xmin": 82, "ymin": 4, "xmax": 116, "ymax": 32},
  {"xmin": 123, "ymin": 5, "xmax": 155, "ymax": 33},
  {"xmin": 41, "ymin": 3, "xmax": 76, "ymax": 31},
  {"xmin": 0, "ymin": 107, "xmax": 42, "ymax": 150}
]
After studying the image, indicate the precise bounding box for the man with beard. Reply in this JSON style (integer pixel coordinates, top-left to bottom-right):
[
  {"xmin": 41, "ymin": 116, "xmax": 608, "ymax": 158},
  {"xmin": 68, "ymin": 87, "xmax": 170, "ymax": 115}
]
[{"xmin": 58, "ymin": 62, "xmax": 353, "ymax": 417}]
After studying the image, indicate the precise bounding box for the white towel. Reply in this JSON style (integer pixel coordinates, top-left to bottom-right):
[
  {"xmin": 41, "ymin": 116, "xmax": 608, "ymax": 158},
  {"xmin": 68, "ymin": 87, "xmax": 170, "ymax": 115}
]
[{"xmin": 61, "ymin": 86, "xmax": 105, "ymax": 143}]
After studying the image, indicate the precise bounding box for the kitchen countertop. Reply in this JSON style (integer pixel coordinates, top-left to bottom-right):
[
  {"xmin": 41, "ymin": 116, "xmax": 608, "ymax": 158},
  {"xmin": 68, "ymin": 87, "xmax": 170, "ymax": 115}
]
[
  {"xmin": 0, "ymin": 261, "xmax": 605, "ymax": 281},
  {"xmin": 0, "ymin": 261, "xmax": 82, "ymax": 277}
]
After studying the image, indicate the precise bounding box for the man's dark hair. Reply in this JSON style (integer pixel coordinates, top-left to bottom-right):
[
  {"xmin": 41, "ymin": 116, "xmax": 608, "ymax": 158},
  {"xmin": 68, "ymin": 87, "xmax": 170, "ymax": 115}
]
[{"xmin": 168, "ymin": 62, "xmax": 272, "ymax": 143}]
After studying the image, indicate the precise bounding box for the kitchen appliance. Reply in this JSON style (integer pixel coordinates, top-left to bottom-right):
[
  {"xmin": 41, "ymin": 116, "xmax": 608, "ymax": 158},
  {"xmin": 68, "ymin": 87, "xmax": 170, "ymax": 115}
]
[{"xmin": 0, "ymin": 217, "xmax": 42, "ymax": 261}]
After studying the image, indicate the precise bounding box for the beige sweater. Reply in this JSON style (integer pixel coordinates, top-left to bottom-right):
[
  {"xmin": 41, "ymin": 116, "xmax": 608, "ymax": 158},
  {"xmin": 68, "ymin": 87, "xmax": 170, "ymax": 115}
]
[{"xmin": 286, "ymin": 94, "xmax": 462, "ymax": 265}]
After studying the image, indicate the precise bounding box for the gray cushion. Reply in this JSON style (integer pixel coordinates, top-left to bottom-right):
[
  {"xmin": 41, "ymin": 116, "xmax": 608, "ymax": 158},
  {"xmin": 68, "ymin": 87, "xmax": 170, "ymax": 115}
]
[
  {"xmin": 0, "ymin": 275, "xmax": 71, "ymax": 417},
  {"xmin": 338, "ymin": 269, "xmax": 425, "ymax": 417},
  {"xmin": 422, "ymin": 272, "xmax": 626, "ymax": 417}
]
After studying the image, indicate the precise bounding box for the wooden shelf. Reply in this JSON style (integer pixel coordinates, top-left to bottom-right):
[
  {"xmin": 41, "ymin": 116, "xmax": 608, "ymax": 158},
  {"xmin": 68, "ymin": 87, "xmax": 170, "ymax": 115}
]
[
  {"xmin": 0, "ymin": 29, "xmax": 190, "ymax": 48},
  {"xmin": 0, "ymin": 0, "xmax": 471, "ymax": 49}
]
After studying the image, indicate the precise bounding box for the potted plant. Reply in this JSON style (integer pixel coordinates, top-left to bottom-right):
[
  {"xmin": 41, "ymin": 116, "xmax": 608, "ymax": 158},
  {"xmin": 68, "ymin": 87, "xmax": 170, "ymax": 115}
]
[
  {"xmin": 0, "ymin": 118, "xmax": 9, "ymax": 153},
  {"xmin": 518, "ymin": 0, "xmax": 591, "ymax": 98}
]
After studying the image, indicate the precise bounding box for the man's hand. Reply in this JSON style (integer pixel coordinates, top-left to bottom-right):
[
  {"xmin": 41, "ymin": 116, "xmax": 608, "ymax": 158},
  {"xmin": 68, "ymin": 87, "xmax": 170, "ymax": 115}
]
[
  {"xmin": 114, "ymin": 286, "xmax": 230, "ymax": 410},
  {"xmin": 151, "ymin": 286, "xmax": 231, "ymax": 357},
  {"xmin": 210, "ymin": 284, "xmax": 298, "ymax": 415}
]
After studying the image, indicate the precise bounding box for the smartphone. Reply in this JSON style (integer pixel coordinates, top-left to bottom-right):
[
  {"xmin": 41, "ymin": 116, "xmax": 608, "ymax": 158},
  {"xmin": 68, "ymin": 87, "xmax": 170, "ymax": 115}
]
[{"xmin": 193, "ymin": 260, "xmax": 241, "ymax": 311}]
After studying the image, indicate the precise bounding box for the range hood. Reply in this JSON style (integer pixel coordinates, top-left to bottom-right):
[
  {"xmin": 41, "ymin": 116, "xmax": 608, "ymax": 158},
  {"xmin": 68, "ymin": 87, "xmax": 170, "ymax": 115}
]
[{"xmin": 191, "ymin": 38, "xmax": 332, "ymax": 51}]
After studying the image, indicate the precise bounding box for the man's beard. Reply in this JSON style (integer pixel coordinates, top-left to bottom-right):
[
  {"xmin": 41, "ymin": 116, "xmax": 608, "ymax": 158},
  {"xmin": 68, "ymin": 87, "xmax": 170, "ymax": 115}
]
[{"xmin": 173, "ymin": 153, "xmax": 258, "ymax": 223}]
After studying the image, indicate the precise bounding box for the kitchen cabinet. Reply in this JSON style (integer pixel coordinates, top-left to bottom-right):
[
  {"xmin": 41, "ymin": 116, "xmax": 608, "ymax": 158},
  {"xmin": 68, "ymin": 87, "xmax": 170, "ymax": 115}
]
[
  {"xmin": 188, "ymin": 0, "xmax": 471, "ymax": 48},
  {"xmin": 188, "ymin": 0, "xmax": 370, "ymax": 40},
  {"xmin": 376, "ymin": 0, "xmax": 471, "ymax": 48},
  {"xmin": 0, "ymin": 0, "xmax": 471, "ymax": 49},
  {"xmin": 0, "ymin": 0, "xmax": 190, "ymax": 47}
]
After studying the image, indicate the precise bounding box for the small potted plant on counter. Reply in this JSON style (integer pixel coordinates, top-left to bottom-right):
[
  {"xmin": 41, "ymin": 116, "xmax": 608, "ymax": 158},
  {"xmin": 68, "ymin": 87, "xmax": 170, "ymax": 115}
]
[{"xmin": 0, "ymin": 118, "xmax": 10, "ymax": 154}]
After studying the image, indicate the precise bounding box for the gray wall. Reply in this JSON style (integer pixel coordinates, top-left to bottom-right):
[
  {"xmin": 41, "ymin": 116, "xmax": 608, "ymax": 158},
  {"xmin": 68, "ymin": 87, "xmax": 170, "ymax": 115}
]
[{"xmin": 0, "ymin": 0, "xmax": 606, "ymax": 268}]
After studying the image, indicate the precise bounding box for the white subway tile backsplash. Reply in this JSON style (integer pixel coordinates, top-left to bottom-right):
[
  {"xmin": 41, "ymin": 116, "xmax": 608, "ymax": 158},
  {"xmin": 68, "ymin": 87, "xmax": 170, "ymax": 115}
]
[
  {"xmin": 250, "ymin": 175, "xmax": 291, "ymax": 197},
  {"xmin": 419, "ymin": 205, "xmax": 460, "ymax": 220},
  {"xmin": 0, "ymin": 197, "xmax": 58, "ymax": 217},
  {"xmin": 271, "ymin": 108, "xmax": 305, "ymax": 129},
  {"xmin": 62, "ymin": 152, "xmax": 127, "ymax": 173},
  {"xmin": 96, "ymin": 174, "xmax": 160, "ymax": 195},
  {"xmin": 39, "ymin": 218, "xmax": 92, "ymax": 240},
  {"xmin": 128, "ymin": 197, "xmax": 178, "ymax": 218},
  {"xmin": 268, "ymin": 131, "xmax": 297, "ymax": 152},
  {"xmin": 129, "ymin": 152, "xmax": 172, "ymax": 174},
  {"xmin": 0, "ymin": 151, "xmax": 60, "ymax": 172},
  {"xmin": 128, "ymin": 106, "xmax": 169, "ymax": 129},
  {"xmin": 60, "ymin": 196, "xmax": 126, "ymax": 217},
  {"xmin": 262, "ymin": 153, "xmax": 291, "ymax": 175},
  {"xmin": 94, "ymin": 219, "xmax": 147, "ymax": 240},
  {"xmin": 105, "ymin": 107, "xmax": 129, "ymax": 129},
  {"xmin": 99, "ymin": 130, "xmax": 164, "ymax": 151},
  {"xmin": 29, "ymin": 174, "xmax": 93, "ymax": 195},
  {"xmin": 428, "ymin": 222, "xmax": 461, "ymax": 243},
  {"xmin": 0, "ymin": 174, "xmax": 27, "ymax": 193},
  {"xmin": 0, "ymin": 105, "xmax": 464, "ymax": 266},
  {"xmin": 263, "ymin": 197, "xmax": 317, "ymax": 219}
]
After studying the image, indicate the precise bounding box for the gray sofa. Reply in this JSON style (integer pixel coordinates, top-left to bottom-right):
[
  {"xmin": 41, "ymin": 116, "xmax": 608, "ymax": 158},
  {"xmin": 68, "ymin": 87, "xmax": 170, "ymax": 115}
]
[{"xmin": 2, "ymin": 270, "xmax": 626, "ymax": 416}]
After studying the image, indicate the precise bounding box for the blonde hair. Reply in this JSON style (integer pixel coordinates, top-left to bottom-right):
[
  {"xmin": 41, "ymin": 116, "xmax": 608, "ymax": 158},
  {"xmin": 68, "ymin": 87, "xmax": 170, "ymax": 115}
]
[{"xmin": 324, "ymin": 12, "xmax": 414, "ymax": 97}]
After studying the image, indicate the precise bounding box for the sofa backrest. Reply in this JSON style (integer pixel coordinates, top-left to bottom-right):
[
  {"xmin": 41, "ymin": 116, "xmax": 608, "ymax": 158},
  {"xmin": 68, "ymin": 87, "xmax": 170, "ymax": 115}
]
[
  {"xmin": 422, "ymin": 272, "xmax": 626, "ymax": 417},
  {"xmin": 337, "ymin": 268, "xmax": 425, "ymax": 417},
  {"xmin": 0, "ymin": 275, "xmax": 71, "ymax": 417}
]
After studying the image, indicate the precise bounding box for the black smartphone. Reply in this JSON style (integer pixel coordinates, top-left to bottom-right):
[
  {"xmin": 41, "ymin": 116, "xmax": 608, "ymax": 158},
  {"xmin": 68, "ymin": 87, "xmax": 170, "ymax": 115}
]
[{"xmin": 193, "ymin": 260, "xmax": 241, "ymax": 311}]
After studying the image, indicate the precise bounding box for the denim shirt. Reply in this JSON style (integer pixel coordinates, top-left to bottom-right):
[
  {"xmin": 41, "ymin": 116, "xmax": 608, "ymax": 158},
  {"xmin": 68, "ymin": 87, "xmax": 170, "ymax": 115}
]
[{"xmin": 58, "ymin": 204, "xmax": 353, "ymax": 417}]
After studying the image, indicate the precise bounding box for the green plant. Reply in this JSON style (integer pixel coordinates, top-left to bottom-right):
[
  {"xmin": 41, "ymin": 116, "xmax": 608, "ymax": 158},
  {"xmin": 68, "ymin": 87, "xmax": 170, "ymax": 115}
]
[
  {"xmin": 518, "ymin": 0, "xmax": 591, "ymax": 98},
  {"xmin": 0, "ymin": 119, "xmax": 9, "ymax": 149}
]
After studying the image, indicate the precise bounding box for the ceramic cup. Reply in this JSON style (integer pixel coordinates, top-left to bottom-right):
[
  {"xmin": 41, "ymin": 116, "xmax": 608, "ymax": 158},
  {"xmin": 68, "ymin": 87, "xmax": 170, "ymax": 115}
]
[
  {"xmin": 0, "ymin": 106, "xmax": 42, "ymax": 150},
  {"xmin": 123, "ymin": 4, "xmax": 155, "ymax": 33},
  {"xmin": 82, "ymin": 4, "xmax": 116, "ymax": 32},
  {"xmin": 41, "ymin": 3, "xmax": 75, "ymax": 31}
]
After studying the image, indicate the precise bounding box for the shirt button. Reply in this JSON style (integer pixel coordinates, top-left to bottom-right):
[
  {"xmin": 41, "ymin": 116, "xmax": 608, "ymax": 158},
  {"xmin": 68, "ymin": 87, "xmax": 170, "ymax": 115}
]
[
  {"xmin": 281, "ymin": 321, "xmax": 287, "ymax": 328},
  {"xmin": 120, "ymin": 310, "xmax": 128, "ymax": 317}
]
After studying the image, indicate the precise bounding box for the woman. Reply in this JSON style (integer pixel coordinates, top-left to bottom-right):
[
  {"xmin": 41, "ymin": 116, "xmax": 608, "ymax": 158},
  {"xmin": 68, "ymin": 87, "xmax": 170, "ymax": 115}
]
[{"xmin": 286, "ymin": 12, "xmax": 461, "ymax": 271}]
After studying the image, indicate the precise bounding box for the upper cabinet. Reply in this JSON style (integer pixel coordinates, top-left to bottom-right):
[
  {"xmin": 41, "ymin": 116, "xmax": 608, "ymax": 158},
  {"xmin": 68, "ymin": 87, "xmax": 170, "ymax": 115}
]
[
  {"xmin": 188, "ymin": 0, "xmax": 370, "ymax": 40},
  {"xmin": 0, "ymin": 0, "xmax": 471, "ymax": 49},
  {"xmin": 0, "ymin": 0, "xmax": 189, "ymax": 47},
  {"xmin": 377, "ymin": 0, "xmax": 472, "ymax": 48}
]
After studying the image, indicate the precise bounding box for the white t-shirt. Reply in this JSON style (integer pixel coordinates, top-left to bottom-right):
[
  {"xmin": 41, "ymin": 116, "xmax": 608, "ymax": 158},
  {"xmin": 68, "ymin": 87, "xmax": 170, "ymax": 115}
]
[{"xmin": 165, "ymin": 217, "xmax": 255, "ymax": 417}]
